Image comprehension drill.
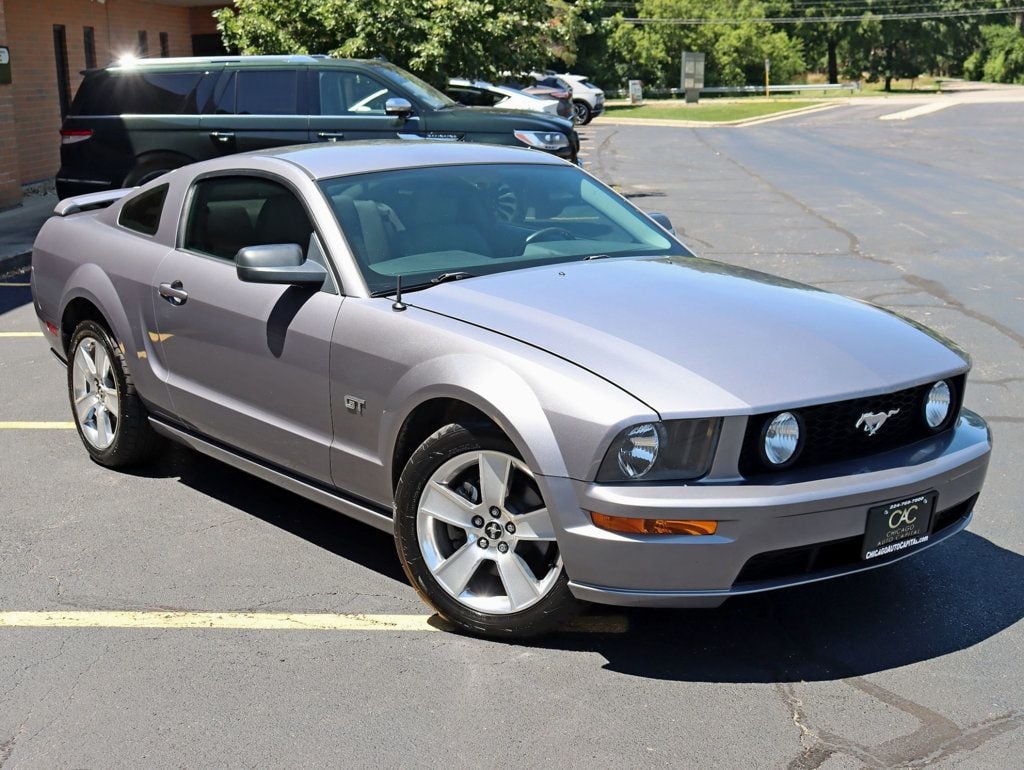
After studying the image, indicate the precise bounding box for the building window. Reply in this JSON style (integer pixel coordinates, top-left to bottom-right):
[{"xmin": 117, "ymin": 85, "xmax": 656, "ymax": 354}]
[
  {"xmin": 53, "ymin": 25, "xmax": 71, "ymax": 118},
  {"xmin": 83, "ymin": 27, "xmax": 97, "ymax": 69},
  {"xmin": 138, "ymin": 31, "xmax": 149, "ymax": 57},
  {"xmin": 159, "ymin": 32, "xmax": 170, "ymax": 58}
]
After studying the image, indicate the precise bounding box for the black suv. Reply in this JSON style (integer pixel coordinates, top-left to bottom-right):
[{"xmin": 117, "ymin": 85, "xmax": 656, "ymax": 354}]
[{"xmin": 56, "ymin": 55, "xmax": 578, "ymax": 199}]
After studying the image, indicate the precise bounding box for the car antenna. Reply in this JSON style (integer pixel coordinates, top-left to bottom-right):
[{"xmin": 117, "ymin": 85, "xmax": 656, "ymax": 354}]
[{"xmin": 392, "ymin": 274, "xmax": 407, "ymax": 312}]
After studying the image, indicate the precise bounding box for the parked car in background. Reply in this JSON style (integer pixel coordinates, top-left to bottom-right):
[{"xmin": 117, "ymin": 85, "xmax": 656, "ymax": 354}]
[
  {"xmin": 498, "ymin": 75, "xmax": 575, "ymax": 122},
  {"xmin": 56, "ymin": 55, "xmax": 578, "ymax": 198},
  {"xmin": 556, "ymin": 73, "xmax": 605, "ymax": 125},
  {"xmin": 444, "ymin": 79, "xmax": 565, "ymax": 119},
  {"xmin": 33, "ymin": 141, "xmax": 990, "ymax": 638}
]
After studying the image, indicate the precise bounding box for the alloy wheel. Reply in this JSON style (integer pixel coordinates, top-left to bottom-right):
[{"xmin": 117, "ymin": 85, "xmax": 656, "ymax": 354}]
[
  {"xmin": 416, "ymin": 450, "xmax": 561, "ymax": 614},
  {"xmin": 71, "ymin": 335, "xmax": 120, "ymax": 449}
]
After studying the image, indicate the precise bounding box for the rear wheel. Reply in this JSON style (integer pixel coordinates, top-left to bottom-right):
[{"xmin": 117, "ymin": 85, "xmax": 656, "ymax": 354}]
[
  {"xmin": 123, "ymin": 153, "xmax": 187, "ymax": 187},
  {"xmin": 394, "ymin": 423, "xmax": 578, "ymax": 638},
  {"xmin": 573, "ymin": 99, "xmax": 593, "ymax": 125},
  {"xmin": 67, "ymin": 321, "xmax": 163, "ymax": 467}
]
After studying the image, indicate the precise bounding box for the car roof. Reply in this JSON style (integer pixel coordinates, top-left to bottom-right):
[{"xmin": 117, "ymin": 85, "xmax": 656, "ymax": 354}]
[
  {"xmin": 99, "ymin": 54, "xmax": 393, "ymax": 73},
  {"xmin": 244, "ymin": 140, "xmax": 566, "ymax": 180}
]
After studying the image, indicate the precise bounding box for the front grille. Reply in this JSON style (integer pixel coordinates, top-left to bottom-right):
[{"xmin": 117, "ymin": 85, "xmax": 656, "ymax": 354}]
[
  {"xmin": 739, "ymin": 375, "xmax": 965, "ymax": 477},
  {"xmin": 732, "ymin": 494, "xmax": 977, "ymax": 587}
]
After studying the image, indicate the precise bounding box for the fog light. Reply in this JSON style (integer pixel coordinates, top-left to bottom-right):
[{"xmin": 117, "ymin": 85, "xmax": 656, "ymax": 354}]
[
  {"xmin": 925, "ymin": 380, "xmax": 952, "ymax": 429},
  {"xmin": 591, "ymin": 512, "xmax": 717, "ymax": 536},
  {"xmin": 763, "ymin": 411, "xmax": 800, "ymax": 466}
]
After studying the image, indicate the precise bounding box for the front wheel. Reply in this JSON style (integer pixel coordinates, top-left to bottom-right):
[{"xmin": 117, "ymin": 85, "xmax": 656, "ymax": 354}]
[
  {"xmin": 573, "ymin": 100, "xmax": 593, "ymax": 125},
  {"xmin": 394, "ymin": 423, "xmax": 578, "ymax": 638}
]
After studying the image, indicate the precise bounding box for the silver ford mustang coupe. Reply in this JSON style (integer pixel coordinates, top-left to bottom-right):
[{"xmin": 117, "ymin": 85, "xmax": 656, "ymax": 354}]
[{"xmin": 31, "ymin": 142, "xmax": 991, "ymax": 637}]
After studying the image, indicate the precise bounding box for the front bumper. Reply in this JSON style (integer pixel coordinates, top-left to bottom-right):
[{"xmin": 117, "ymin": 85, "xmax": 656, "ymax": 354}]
[{"xmin": 540, "ymin": 410, "xmax": 991, "ymax": 607}]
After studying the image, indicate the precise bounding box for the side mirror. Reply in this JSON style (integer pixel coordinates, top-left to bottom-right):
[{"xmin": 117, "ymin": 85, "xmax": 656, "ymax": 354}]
[
  {"xmin": 647, "ymin": 211, "xmax": 676, "ymax": 235},
  {"xmin": 235, "ymin": 244, "xmax": 327, "ymax": 288},
  {"xmin": 385, "ymin": 97, "xmax": 414, "ymax": 119}
]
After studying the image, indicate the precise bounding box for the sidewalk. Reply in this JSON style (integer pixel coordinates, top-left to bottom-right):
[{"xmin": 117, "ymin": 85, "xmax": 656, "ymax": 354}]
[{"xmin": 0, "ymin": 194, "xmax": 57, "ymax": 276}]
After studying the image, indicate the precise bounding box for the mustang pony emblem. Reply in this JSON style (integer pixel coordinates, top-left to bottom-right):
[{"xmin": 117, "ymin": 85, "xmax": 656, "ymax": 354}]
[{"xmin": 856, "ymin": 409, "xmax": 900, "ymax": 436}]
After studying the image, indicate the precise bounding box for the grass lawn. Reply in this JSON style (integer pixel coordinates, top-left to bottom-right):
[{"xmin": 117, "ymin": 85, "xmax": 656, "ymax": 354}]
[
  {"xmin": 603, "ymin": 100, "xmax": 816, "ymax": 122},
  {"xmin": 857, "ymin": 75, "xmax": 942, "ymax": 95}
]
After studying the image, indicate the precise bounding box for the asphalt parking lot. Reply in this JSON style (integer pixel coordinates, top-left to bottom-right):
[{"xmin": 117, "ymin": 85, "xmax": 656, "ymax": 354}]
[{"xmin": 2, "ymin": 101, "xmax": 1022, "ymax": 767}]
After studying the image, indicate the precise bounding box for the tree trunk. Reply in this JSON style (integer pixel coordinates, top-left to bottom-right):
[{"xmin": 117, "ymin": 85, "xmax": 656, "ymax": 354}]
[
  {"xmin": 827, "ymin": 37, "xmax": 838, "ymax": 84},
  {"xmin": 884, "ymin": 73, "xmax": 892, "ymax": 91},
  {"xmin": 1015, "ymin": 12, "xmax": 1023, "ymax": 32}
]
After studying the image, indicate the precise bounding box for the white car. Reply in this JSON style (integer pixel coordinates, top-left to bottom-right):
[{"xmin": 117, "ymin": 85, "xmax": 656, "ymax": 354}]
[
  {"xmin": 445, "ymin": 79, "xmax": 562, "ymax": 117},
  {"xmin": 559, "ymin": 74, "xmax": 605, "ymax": 125}
]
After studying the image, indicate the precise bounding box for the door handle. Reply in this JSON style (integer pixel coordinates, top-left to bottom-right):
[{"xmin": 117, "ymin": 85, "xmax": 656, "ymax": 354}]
[
  {"xmin": 317, "ymin": 131, "xmax": 345, "ymax": 142},
  {"xmin": 210, "ymin": 131, "xmax": 235, "ymax": 144},
  {"xmin": 158, "ymin": 281, "xmax": 188, "ymax": 306}
]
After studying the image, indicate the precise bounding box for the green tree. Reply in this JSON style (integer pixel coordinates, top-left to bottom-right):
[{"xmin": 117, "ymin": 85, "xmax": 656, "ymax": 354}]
[
  {"xmin": 216, "ymin": 0, "xmax": 575, "ymax": 85},
  {"xmin": 965, "ymin": 23, "xmax": 1024, "ymax": 83},
  {"xmin": 787, "ymin": 1, "xmax": 848, "ymax": 84},
  {"xmin": 605, "ymin": 1, "xmax": 805, "ymax": 90}
]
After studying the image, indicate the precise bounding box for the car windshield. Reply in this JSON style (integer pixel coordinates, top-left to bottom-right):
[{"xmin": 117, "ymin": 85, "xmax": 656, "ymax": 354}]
[
  {"xmin": 374, "ymin": 62, "xmax": 455, "ymax": 110},
  {"xmin": 319, "ymin": 163, "xmax": 689, "ymax": 295}
]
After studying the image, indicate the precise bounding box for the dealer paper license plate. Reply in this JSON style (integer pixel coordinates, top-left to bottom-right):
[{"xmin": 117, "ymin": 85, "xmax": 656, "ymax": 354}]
[{"xmin": 862, "ymin": 491, "xmax": 937, "ymax": 560}]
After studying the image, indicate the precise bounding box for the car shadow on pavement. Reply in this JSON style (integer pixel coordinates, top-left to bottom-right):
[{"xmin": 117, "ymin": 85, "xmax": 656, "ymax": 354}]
[
  {"xmin": 543, "ymin": 530, "xmax": 1024, "ymax": 683},
  {"xmin": 134, "ymin": 442, "xmax": 408, "ymax": 584},
  {"xmin": 132, "ymin": 444, "xmax": 1022, "ymax": 683},
  {"xmin": 0, "ymin": 279, "xmax": 32, "ymax": 316}
]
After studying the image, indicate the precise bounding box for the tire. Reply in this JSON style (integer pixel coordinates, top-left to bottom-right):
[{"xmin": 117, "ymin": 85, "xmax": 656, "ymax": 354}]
[
  {"xmin": 573, "ymin": 99, "xmax": 593, "ymax": 125},
  {"xmin": 394, "ymin": 423, "xmax": 578, "ymax": 638},
  {"xmin": 67, "ymin": 320, "xmax": 163, "ymax": 468},
  {"xmin": 123, "ymin": 154, "xmax": 187, "ymax": 187}
]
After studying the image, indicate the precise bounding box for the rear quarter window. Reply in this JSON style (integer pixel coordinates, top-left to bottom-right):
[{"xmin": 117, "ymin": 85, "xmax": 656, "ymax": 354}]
[
  {"xmin": 71, "ymin": 71, "xmax": 204, "ymax": 115},
  {"xmin": 119, "ymin": 184, "xmax": 169, "ymax": 236}
]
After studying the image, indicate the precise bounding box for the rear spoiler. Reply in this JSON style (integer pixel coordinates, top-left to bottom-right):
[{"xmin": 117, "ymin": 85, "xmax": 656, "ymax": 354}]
[{"xmin": 54, "ymin": 188, "xmax": 134, "ymax": 216}]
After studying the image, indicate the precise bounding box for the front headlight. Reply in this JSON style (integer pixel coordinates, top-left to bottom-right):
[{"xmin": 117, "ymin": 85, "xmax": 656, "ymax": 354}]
[
  {"xmin": 513, "ymin": 129, "xmax": 569, "ymax": 151},
  {"xmin": 598, "ymin": 419, "xmax": 721, "ymax": 482}
]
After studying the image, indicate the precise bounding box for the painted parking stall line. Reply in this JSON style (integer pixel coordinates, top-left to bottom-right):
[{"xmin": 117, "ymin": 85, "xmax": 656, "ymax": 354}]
[
  {"xmin": 879, "ymin": 102, "xmax": 957, "ymax": 121},
  {"xmin": 0, "ymin": 332, "xmax": 43, "ymax": 337},
  {"xmin": 0, "ymin": 421, "xmax": 75, "ymax": 429},
  {"xmin": 0, "ymin": 610, "xmax": 628, "ymax": 633}
]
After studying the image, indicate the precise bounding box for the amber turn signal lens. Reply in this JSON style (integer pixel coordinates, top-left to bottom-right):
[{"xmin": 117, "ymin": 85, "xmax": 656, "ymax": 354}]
[{"xmin": 590, "ymin": 512, "xmax": 717, "ymax": 536}]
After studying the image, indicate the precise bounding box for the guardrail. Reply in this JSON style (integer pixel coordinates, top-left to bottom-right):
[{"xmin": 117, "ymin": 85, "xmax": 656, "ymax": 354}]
[{"xmin": 610, "ymin": 82, "xmax": 862, "ymax": 99}]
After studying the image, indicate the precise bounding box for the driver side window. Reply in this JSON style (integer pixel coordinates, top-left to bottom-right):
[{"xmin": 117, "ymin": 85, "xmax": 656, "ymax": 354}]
[
  {"xmin": 319, "ymin": 71, "xmax": 398, "ymax": 115},
  {"xmin": 183, "ymin": 176, "xmax": 314, "ymax": 261}
]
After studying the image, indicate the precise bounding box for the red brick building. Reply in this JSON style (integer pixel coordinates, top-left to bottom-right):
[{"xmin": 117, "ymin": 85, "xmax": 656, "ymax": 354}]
[{"xmin": 0, "ymin": 0, "xmax": 228, "ymax": 208}]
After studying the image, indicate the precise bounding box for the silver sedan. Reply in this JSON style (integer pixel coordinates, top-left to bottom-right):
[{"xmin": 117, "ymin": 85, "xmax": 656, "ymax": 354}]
[{"xmin": 30, "ymin": 142, "xmax": 991, "ymax": 637}]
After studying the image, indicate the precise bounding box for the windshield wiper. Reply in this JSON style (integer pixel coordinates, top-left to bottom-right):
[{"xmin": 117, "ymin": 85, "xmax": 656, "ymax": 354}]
[
  {"xmin": 582, "ymin": 254, "xmax": 610, "ymax": 261},
  {"xmin": 430, "ymin": 271, "xmax": 475, "ymax": 284},
  {"xmin": 382, "ymin": 271, "xmax": 476, "ymax": 296}
]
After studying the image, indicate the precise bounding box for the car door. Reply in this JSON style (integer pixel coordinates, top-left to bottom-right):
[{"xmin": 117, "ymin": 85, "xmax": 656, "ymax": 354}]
[
  {"xmin": 308, "ymin": 68, "xmax": 424, "ymax": 143},
  {"xmin": 199, "ymin": 68, "xmax": 309, "ymax": 156},
  {"xmin": 151, "ymin": 173, "xmax": 341, "ymax": 483}
]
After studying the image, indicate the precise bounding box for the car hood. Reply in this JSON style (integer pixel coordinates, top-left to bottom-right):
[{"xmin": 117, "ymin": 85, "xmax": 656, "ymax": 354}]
[
  {"xmin": 429, "ymin": 106, "xmax": 573, "ymax": 133},
  {"xmin": 406, "ymin": 257, "xmax": 969, "ymax": 417}
]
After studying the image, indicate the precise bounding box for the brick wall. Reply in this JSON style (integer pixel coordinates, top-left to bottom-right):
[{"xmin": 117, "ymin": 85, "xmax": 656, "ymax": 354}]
[
  {"xmin": 1, "ymin": 0, "xmax": 224, "ymax": 192},
  {"xmin": 190, "ymin": 5, "xmax": 222, "ymax": 36},
  {"xmin": 0, "ymin": 1, "xmax": 22, "ymax": 207}
]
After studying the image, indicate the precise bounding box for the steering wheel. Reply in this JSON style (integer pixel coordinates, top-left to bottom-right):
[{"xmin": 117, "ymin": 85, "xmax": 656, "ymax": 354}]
[{"xmin": 526, "ymin": 227, "xmax": 578, "ymax": 245}]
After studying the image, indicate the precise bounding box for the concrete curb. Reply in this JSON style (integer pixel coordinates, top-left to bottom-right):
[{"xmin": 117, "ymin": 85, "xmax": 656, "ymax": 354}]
[
  {"xmin": 0, "ymin": 251, "xmax": 31, "ymax": 279},
  {"xmin": 593, "ymin": 102, "xmax": 842, "ymax": 128}
]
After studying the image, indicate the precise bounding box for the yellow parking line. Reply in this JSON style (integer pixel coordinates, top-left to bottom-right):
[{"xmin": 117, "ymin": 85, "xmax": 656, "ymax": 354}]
[
  {"xmin": 0, "ymin": 421, "xmax": 75, "ymax": 429},
  {"xmin": 0, "ymin": 332, "xmax": 44, "ymax": 337},
  {"xmin": 0, "ymin": 282, "xmax": 30, "ymax": 287},
  {"xmin": 0, "ymin": 610, "xmax": 628, "ymax": 633}
]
